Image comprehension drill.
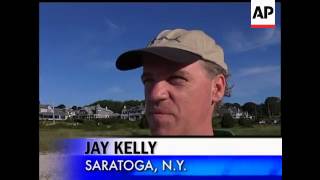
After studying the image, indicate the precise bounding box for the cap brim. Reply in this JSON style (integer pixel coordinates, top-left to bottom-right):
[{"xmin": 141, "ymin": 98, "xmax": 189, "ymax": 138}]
[{"xmin": 115, "ymin": 47, "xmax": 201, "ymax": 71}]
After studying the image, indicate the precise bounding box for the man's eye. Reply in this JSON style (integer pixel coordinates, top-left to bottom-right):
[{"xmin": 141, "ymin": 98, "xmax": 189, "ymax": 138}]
[{"xmin": 169, "ymin": 76, "xmax": 187, "ymax": 84}]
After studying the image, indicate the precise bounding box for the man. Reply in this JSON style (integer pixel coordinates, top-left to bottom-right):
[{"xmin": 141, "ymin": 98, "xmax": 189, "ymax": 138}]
[{"xmin": 115, "ymin": 28, "xmax": 230, "ymax": 136}]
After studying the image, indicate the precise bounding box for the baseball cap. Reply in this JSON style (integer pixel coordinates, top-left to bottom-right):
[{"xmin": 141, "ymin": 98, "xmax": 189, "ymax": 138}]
[{"xmin": 115, "ymin": 28, "xmax": 228, "ymax": 73}]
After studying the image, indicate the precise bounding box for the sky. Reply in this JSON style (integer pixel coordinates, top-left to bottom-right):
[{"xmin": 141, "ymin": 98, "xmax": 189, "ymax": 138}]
[{"xmin": 39, "ymin": 3, "xmax": 281, "ymax": 107}]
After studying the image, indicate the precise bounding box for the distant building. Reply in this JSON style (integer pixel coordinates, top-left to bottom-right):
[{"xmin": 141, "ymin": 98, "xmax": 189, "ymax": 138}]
[
  {"xmin": 65, "ymin": 108, "xmax": 76, "ymax": 119},
  {"xmin": 111, "ymin": 113, "xmax": 120, "ymax": 118},
  {"xmin": 39, "ymin": 104, "xmax": 67, "ymax": 120},
  {"xmin": 218, "ymin": 105, "xmax": 253, "ymax": 120},
  {"xmin": 121, "ymin": 104, "xmax": 145, "ymax": 121},
  {"xmin": 258, "ymin": 120, "xmax": 266, "ymax": 124},
  {"xmin": 121, "ymin": 106, "xmax": 129, "ymax": 120},
  {"xmin": 75, "ymin": 104, "xmax": 114, "ymax": 119}
]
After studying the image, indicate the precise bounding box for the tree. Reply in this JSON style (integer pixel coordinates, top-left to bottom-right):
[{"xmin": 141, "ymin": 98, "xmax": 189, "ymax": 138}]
[
  {"xmin": 124, "ymin": 100, "xmax": 144, "ymax": 109},
  {"xmin": 264, "ymin": 97, "xmax": 281, "ymax": 117},
  {"xmin": 256, "ymin": 103, "xmax": 267, "ymax": 120},
  {"xmin": 55, "ymin": 104, "xmax": 66, "ymax": 109},
  {"xmin": 214, "ymin": 103, "xmax": 224, "ymax": 117},
  {"xmin": 242, "ymin": 102, "xmax": 257, "ymax": 116},
  {"xmin": 71, "ymin": 106, "xmax": 78, "ymax": 110},
  {"xmin": 233, "ymin": 103, "xmax": 241, "ymax": 110},
  {"xmin": 89, "ymin": 100, "xmax": 124, "ymax": 113},
  {"xmin": 221, "ymin": 113, "xmax": 235, "ymax": 128},
  {"xmin": 223, "ymin": 103, "xmax": 233, "ymax": 109},
  {"xmin": 239, "ymin": 117, "xmax": 254, "ymax": 127}
]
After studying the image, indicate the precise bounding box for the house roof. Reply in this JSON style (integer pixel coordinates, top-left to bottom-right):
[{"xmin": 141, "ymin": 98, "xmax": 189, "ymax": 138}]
[
  {"xmin": 39, "ymin": 109, "xmax": 66, "ymax": 116},
  {"xmin": 39, "ymin": 104, "xmax": 52, "ymax": 108}
]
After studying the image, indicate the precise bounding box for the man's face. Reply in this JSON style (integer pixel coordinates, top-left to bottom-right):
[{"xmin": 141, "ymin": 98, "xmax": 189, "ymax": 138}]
[{"xmin": 141, "ymin": 54, "xmax": 214, "ymax": 135}]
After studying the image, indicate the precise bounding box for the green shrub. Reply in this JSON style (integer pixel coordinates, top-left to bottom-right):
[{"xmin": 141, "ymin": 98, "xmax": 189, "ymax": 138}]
[
  {"xmin": 214, "ymin": 129, "xmax": 235, "ymax": 137},
  {"xmin": 65, "ymin": 118, "xmax": 74, "ymax": 123},
  {"xmin": 239, "ymin": 118, "xmax": 254, "ymax": 127},
  {"xmin": 221, "ymin": 113, "xmax": 235, "ymax": 128},
  {"xmin": 74, "ymin": 118, "xmax": 84, "ymax": 123},
  {"xmin": 212, "ymin": 117, "xmax": 222, "ymax": 128},
  {"xmin": 139, "ymin": 115, "xmax": 149, "ymax": 129}
]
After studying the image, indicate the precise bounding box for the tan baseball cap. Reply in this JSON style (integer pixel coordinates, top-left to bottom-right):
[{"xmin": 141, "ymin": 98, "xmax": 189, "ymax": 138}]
[{"xmin": 116, "ymin": 28, "xmax": 228, "ymax": 73}]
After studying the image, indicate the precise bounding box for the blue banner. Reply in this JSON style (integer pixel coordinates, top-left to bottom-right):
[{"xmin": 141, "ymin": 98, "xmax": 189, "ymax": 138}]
[
  {"xmin": 64, "ymin": 155, "xmax": 281, "ymax": 179},
  {"xmin": 60, "ymin": 138, "xmax": 282, "ymax": 180}
]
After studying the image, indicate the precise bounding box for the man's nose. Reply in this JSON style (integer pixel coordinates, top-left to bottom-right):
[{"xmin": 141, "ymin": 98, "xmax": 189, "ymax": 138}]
[{"xmin": 147, "ymin": 81, "xmax": 169, "ymax": 102}]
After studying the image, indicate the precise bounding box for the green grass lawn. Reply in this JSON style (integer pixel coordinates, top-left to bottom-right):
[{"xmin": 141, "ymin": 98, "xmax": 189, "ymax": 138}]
[
  {"xmin": 39, "ymin": 122, "xmax": 280, "ymax": 152},
  {"xmin": 218, "ymin": 125, "xmax": 281, "ymax": 136},
  {"xmin": 39, "ymin": 127, "xmax": 150, "ymax": 152}
]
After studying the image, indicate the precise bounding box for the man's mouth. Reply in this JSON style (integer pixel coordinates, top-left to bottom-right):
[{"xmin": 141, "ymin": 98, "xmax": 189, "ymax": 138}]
[
  {"xmin": 148, "ymin": 109, "xmax": 172, "ymax": 119},
  {"xmin": 150, "ymin": 110, "xmax": 169, "ymax": 114}
]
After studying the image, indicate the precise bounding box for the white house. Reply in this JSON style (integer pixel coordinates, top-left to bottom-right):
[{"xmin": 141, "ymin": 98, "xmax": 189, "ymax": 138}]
[
  {"xmin": 121, "ymin": 104, "xmax": 145, "ymax": 121},
  {"xmin": 39, "ymin": 104, "xmax": 67, "ymax": 120},
  {"xmin": 75, "ymin": 104, "xmax": 114, "ymax": 119},
  {"xmin": 65, "ymin": 108, "xmax": 76, "ymax": 119},
  {"xmin": 219, "ymin": 105, "xmax": 253, "ymax": 120}
]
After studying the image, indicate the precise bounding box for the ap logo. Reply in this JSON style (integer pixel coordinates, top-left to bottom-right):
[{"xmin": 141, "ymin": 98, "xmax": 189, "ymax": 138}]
[{"xmin": 251, "ymin": 0, "xmax": 275, "ymax": 28}]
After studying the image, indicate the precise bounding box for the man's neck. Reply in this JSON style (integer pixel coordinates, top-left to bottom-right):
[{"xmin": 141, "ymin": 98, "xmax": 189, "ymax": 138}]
[{"xmin": 185, "ymin": 125, "xmax": 214, "ymax": 136}]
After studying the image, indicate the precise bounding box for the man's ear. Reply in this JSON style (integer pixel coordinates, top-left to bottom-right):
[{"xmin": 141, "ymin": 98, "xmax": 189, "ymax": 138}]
[{"xmin": 211, "ymin": 74, "xmax": 226, "ymax": 104}]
